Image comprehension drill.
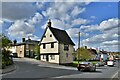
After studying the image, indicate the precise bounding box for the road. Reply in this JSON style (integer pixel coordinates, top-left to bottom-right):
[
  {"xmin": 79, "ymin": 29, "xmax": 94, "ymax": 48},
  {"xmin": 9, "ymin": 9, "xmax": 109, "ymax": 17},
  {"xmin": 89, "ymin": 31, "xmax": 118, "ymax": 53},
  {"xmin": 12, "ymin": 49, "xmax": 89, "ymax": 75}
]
[{"xmin": 2, "ymin": 58, "xmax": 120, "ymax": 80}]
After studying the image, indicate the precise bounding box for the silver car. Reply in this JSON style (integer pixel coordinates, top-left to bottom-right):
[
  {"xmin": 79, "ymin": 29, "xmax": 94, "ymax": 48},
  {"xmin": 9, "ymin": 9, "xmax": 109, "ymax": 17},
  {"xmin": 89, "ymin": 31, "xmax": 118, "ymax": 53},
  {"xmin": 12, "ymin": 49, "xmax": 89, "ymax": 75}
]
[{"xmin": 77, "ymin": 62, "xmax": 96, "ymax": 71}]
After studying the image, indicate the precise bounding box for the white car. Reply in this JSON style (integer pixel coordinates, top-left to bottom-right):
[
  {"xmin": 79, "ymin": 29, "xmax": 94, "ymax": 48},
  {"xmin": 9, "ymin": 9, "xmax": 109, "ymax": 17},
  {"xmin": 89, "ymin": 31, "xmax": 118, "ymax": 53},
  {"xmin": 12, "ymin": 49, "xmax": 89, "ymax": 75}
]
[{"xmin": 107, "ymin": 60, "xmax": 115, "ymax": 67}]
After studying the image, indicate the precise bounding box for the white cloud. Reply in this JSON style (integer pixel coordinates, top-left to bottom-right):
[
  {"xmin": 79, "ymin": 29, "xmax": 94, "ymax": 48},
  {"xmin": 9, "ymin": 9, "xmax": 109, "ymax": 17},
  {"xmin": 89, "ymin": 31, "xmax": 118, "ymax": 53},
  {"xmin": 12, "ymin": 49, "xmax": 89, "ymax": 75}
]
[
  {"xmin": 28, "ymin": 12, "xmax": 43, "ymax": 25},
  {"xmin": 41, "ymin": 19, "xmax": 72, "ymax": 30},
  {"xmin": 66, "ymin": 28, "xmax": 89, "ymax": 38},
  {"xmin": 2, "ymin": 2, "xmax": 36, "ymax": 21},
  {"xmin": 80, "ymin": 25, "xmax": 98, "ymax": 32},
  {"xmin": 71, "ymin": 6, "xmax": 86, "ymax": 17},
  {"xmin": 26, "ymin": 34, "xmax": 41, "ymax": 41},
  {"xmin": 80, "ymin": 18, "xmax": 118, "ymax": 32},
  {"xmin": 72, "ymin": 18, "xmax": 90, "ymax": 26},
  {"xmin": 98, "ymin": 18, "xmax": 118, "ymax": 31},
  {"xmin": 101, "ymin": 40, "xmax": 119, "ymax": 45},
  {"xmin": 7, "ymin": 20, "xmax": 35, "ymax": 38}
]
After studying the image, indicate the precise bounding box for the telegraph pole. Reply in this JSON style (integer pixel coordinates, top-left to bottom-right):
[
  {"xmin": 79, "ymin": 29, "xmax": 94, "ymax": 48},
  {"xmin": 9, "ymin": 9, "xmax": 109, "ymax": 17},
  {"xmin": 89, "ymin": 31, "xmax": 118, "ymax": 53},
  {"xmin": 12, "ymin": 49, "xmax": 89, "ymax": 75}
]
[{"xmin": 78, "ymin": 32, "xmax": 80, "ymax": 64}]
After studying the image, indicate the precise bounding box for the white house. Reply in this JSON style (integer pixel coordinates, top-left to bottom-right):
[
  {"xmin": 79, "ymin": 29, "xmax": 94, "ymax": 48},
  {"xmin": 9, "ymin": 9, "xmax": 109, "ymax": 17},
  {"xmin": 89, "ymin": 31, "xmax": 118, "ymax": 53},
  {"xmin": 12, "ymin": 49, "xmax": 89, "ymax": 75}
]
[{"xmin": 40, "ymin": 19, "xmax": 75, "ymax": 64}]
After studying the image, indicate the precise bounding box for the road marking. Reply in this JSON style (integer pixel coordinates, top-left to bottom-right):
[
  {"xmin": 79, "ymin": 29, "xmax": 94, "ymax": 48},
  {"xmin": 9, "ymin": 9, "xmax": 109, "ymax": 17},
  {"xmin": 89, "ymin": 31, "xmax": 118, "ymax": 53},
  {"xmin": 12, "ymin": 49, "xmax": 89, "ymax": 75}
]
[{"xmin": 111, "ymin": 68, "xmax": 120, "ymax": 79}]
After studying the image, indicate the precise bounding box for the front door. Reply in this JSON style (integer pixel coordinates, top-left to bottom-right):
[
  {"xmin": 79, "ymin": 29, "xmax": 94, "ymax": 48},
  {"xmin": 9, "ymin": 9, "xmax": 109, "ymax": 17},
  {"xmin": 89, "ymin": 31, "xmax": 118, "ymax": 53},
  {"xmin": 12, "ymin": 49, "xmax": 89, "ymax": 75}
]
[{"xmin": 46, "ymin": 55, "xmax": 49, "ymax": 61}]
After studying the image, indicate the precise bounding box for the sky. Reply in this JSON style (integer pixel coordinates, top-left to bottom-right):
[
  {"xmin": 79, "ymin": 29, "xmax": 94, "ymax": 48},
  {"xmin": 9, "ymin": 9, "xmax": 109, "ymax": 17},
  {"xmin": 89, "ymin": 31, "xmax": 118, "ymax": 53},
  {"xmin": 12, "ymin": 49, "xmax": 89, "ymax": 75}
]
[{"xmin": 1, "ymin": 1, "xmax": 119, "ymax": 52}]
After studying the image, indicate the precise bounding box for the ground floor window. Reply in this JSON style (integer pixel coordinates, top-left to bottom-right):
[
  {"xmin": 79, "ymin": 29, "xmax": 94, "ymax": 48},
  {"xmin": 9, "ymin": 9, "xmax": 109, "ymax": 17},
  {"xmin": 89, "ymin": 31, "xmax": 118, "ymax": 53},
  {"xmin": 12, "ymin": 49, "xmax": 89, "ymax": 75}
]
[
  {"xmin": 43, "ymin": 55, "xmax": 46, "ymax": 59},
  {"xmin": 50, "ymin": 55, "xmax": 55, "ymax": 60}
]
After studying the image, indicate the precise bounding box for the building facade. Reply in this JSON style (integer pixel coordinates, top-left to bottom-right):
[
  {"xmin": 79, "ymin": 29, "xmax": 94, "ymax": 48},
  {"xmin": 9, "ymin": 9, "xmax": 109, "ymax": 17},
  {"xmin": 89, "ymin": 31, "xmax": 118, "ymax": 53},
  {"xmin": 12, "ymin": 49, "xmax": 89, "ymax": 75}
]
[
  {"xmin": 40, "ymin": 20, "xmax": 75, "ymax": 64},
  {"xmin": 9, "ymin": 39, "xmax": 39, "ymax": 58}
]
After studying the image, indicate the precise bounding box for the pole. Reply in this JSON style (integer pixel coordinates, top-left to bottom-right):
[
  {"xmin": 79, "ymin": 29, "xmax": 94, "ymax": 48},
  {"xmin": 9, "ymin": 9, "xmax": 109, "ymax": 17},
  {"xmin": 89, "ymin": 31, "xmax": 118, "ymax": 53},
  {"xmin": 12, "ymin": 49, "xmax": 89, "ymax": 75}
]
[{"xmin": 78, "ymin": 32, "xmax": 80, "ymax": 64}]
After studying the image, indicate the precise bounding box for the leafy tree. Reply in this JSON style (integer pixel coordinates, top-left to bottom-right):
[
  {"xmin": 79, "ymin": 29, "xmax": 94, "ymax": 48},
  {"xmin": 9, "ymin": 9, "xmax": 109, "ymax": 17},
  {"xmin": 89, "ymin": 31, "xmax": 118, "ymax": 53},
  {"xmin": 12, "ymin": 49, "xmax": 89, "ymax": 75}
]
[
  {"xmin": 76, "ymin": 47, "xmax": 94, "ymax": 61},
  {"xmin": 0, "ymin": 34, "xmax": 12, "ymax": 49},
  {"xmin": 0, "ymin": 34, "xmax": 13, "ymax": 69},
  {"xmin": 34, "ymin": 45, "xmax": 40, "ymax": 60}
]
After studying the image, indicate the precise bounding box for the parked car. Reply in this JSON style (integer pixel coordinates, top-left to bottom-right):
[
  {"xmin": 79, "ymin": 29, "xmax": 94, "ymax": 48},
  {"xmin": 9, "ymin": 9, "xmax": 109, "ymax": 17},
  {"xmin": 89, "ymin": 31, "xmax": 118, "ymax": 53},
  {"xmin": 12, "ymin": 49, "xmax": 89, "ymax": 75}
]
[
  {"xmin": 107, "ymin": 60, "xmax": 115, "ymax": 67},
  {"xmin": 95, "ymin": 62, "xmax": 105, "ymax": 67},
  {"xmin": 10, "ymin": 53, "xmax": 18, "ymax": 58},
  {"xmin": 77, "ymin": 62, "xmax": 96, "ymax": 72}
]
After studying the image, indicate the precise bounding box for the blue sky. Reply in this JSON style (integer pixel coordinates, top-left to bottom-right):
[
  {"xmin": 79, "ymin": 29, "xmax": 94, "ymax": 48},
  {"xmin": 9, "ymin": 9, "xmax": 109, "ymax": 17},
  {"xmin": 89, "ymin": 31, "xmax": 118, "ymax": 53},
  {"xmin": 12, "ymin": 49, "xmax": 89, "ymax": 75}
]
[{"xmin": 1, "ymin": 2, "xmax": 119, "ymax": 52}]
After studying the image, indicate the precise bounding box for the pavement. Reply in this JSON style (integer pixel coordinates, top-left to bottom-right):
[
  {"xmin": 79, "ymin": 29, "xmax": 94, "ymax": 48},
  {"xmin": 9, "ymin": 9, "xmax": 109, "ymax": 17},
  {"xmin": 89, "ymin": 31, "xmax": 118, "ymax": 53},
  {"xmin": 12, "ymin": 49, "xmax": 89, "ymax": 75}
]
[
  {"xmin": 2, "ymin": 58, "xmax": 120, "ymax": 79},
  {"xmin": 20, "ymin": 58, "xmax": 77, "ymax": 70},
  {"xmin": 2, "ymin": 64, "xmax": 16, "ymax": 74}
]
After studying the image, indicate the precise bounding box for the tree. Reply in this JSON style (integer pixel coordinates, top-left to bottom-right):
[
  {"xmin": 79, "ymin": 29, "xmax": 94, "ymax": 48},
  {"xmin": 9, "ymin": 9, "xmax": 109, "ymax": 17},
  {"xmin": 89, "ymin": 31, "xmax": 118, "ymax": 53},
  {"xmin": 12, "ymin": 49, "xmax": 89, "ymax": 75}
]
[
  {"xmin": 0, "ymin": 34, "xmax": 12, "ymax": 49},
  {"xmin": 34, "ymin": 45, "xmax": 40, "ymax": 60},
  {"xmin": 0, "ymin": 34, "xmax": 13, "ymax": 69},
  {"xmin": 76, "ymin": 47, "xmax": 94, "ymax": 61}
]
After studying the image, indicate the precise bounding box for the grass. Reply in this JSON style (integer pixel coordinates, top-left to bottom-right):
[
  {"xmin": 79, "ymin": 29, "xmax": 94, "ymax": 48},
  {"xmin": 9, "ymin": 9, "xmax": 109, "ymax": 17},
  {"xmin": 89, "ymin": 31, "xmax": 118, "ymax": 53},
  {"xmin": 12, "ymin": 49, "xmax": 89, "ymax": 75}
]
[{"xmin": 73, "ymin": 61, "xmax": 99, "ymax": 65}]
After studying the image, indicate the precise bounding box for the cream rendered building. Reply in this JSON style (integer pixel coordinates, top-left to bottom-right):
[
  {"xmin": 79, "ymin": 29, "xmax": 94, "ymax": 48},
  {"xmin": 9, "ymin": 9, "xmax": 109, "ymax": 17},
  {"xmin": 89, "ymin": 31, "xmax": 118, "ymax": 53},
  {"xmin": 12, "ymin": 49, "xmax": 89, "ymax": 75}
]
[{"xmin": 40, "ymin": 20, "xmax": 75, "ymax": 64}]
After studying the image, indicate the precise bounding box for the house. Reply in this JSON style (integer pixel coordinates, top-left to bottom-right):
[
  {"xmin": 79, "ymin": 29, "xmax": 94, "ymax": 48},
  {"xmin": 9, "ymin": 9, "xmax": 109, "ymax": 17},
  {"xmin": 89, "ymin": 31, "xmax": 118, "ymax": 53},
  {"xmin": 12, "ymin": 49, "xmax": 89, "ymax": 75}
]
[
  {"xmin": 9, "ymin": 38, "xmax": 39, "ymax": 58},
  {"xmin": 96, "ymin": 50, "xmax": 108, "ymax": 61},
  {"xmin": 40, "ymin": 19, "xmax": 75, "ymax": 64}
]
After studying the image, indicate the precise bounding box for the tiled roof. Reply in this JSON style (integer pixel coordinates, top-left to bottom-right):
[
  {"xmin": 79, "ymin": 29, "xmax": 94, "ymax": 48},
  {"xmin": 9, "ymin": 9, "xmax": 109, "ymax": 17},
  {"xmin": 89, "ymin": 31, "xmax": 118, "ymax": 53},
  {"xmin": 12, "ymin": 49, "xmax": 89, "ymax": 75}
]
[{"xmin": 49, "ymin": 27, "xmax": 75, "ymax": 45}]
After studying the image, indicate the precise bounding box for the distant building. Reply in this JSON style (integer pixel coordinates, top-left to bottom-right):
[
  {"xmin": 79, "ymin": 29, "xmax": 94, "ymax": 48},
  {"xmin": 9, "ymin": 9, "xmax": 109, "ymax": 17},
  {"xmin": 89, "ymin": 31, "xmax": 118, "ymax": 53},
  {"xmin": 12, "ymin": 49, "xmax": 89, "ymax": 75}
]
[
  {"xmin": 9, "ymin": 38, "xmax": 39, "ymax": 58},
  {"xmin": 40, "ymin": 19, "xmax": 75, "ymax": 64}
]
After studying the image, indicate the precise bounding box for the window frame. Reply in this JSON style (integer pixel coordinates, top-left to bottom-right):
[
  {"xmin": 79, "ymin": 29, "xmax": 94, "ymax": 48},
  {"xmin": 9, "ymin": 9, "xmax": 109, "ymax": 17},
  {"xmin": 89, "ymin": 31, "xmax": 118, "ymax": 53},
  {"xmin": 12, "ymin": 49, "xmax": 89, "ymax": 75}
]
[
  {"xmin": 50, "ymin": 55, "xmax": 55, "ymax": 60},
  {"xmin": 51, "ymin": 42, "xmax": 54, "ymax": 48},
  {"xmin": 43, "ymin": 55, "xmax": 46, "ymax": 59},
  {"xmin": 43, "ymin": 43, "xmax": 46, "ymax": 49},
  {"xmin": 50, "ymin": 34, "xmax": 52, "ymax": 37},
  {"xmin": 64, "ymin": 44, "xmax": 69, "ymax": 51}
]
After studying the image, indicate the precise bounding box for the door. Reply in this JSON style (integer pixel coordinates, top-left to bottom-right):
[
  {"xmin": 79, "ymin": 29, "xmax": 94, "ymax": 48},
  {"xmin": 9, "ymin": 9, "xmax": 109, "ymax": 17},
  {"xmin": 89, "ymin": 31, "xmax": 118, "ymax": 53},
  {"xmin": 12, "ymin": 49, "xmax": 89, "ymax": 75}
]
[{"xmin": 46, "ymin": 55, "xmax": 49, "ymax": 61}]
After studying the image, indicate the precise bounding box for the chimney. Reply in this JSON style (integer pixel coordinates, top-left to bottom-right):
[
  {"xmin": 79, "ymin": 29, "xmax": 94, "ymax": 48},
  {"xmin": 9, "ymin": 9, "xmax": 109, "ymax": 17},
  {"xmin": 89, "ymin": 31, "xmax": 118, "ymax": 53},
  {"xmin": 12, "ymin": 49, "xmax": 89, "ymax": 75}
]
[
  {"xmin": 47, "ymin": 19, "xmax": 51, "ymax": 27},
  {"xmin": 22, "ymin": 38, "xmax": 25, "ymax": 42},
  {"xmin": 13, "ymin": 39, "xmax": 17, "ymax": 44}
]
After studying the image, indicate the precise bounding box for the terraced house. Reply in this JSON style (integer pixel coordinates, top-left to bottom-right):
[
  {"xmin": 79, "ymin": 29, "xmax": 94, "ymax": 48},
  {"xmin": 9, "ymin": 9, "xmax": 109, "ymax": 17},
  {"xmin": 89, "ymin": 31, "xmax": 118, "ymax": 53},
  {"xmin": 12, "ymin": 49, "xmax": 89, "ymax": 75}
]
[
  {"xmin": 9, "ymin": 38, "xmax": 39, "ymax": 58},
  {"xmin": 40, "ymin": 20, "xmax": 75, "ymax": 64}
]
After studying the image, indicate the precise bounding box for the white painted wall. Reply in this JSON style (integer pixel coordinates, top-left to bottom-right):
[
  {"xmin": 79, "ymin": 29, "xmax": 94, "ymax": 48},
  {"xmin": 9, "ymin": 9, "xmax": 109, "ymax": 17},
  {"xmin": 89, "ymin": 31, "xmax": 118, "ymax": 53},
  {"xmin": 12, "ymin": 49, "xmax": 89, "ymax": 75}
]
[
  {"xmin": 40, "ymin": 55, "xmax": 47, "ymax": 61},
  {"xmin": 40, "ymin": 27, "xmax": 59, "ymax": 53},
  {"xmin": 49, "ymin": 55, "xmax": 59, "ymax": 63},
  {"xmin": 9, "ymin": 46, "xmax": 17, "ymax": 53}
]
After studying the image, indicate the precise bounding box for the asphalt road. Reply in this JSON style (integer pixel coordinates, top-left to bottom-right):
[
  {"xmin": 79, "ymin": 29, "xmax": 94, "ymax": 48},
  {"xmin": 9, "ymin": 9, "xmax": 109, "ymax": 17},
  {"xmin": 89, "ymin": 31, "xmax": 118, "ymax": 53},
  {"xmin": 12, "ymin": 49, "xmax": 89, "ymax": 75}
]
[{"xmin": 2, "ymin": 58, "xmax": 120, "ymax": 80}]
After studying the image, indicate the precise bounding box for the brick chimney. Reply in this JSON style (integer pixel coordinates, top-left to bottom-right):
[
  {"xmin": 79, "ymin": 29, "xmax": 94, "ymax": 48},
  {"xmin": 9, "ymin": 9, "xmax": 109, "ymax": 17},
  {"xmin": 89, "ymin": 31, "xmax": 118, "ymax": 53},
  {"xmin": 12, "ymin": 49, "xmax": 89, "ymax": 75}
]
[
  {"xmin": 22, "ymin": 38, "xmax": 25, "ymax": 42},
  {"xmin": 47, "ymin": 19, "xmax": 51, "ymax": 27}
]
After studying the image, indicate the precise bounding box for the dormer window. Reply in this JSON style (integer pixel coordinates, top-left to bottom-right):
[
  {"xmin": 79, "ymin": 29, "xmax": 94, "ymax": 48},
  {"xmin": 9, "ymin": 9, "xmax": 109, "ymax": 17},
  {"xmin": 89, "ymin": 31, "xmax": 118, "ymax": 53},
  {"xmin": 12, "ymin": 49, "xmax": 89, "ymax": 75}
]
[{"xmin": 50, "ymin": 34, "xmax": 52, "ymax": 37}]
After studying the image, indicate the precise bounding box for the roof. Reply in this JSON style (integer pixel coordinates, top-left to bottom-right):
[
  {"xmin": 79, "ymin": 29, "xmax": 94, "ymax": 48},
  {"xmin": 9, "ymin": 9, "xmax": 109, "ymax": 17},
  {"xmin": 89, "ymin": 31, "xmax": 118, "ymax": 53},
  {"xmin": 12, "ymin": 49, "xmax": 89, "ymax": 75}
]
[
  {"xmin": 41, "ymin": 26, "xmax": 75, "ymax": 45},
  {"xmin": 10, "ymin": 40, "xmax": 39, "ymax": 46}
]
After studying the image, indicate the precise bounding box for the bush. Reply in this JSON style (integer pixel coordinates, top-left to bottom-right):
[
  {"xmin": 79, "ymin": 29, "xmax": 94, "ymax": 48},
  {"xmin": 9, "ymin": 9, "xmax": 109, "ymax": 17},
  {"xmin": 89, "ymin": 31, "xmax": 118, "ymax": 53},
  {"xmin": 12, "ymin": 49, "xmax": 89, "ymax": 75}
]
[{"xmin": 2, "ymin": 49, "xmax": 14, "ymax": 69}]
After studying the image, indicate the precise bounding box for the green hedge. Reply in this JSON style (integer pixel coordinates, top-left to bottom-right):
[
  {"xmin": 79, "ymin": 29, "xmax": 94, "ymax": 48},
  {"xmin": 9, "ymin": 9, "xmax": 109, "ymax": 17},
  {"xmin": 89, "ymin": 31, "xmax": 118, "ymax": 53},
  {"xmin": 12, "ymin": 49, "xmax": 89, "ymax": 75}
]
[{"xmin": 1, "ymin": 49, "xmax": 13, "ymax": 69}]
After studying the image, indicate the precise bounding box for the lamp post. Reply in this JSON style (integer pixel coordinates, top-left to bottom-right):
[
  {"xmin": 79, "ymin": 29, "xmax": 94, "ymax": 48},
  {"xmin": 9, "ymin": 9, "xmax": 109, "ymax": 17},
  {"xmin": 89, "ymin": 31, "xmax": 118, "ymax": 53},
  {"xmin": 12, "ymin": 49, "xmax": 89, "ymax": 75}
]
[{"xmin": 78, "ymin": 32, "xmax": 80, "ymax": 64}]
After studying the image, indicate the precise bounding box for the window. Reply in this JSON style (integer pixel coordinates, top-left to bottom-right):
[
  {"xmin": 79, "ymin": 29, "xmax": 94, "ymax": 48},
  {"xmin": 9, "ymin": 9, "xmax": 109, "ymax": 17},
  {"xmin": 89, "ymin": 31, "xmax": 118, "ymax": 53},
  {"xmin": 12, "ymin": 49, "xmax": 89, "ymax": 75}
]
[
  {"xmin": 64, "ymin": 44, "xmax": 69, "ymax": 51},
  {"xmin": 43, "ymin": 43, "xmax": 46, "ymax": 49},
  {"xmin": 26, "ymin": 44, "xmax": 28, "ymax": 48},
  {"xmin": 43, "ymin": 55, "xmax": 46, "ymax": 59},
  {"xmin": 43, "ymin": 35, "xmax": 46, "ymax": 38},
  {"xmin": 50, "ymin": 55, "xmax": 55, "ymax": 60},
  {"xmin": 51, "ymin": 43, "xmax": 54, "ymax": 48},
  {"xmin": 66, "ymin": 53, "xmax": 68, "ymax": 58},
  {"xmin": 50, "ymin": 34, "xmax": 52, "ymax": 37}
]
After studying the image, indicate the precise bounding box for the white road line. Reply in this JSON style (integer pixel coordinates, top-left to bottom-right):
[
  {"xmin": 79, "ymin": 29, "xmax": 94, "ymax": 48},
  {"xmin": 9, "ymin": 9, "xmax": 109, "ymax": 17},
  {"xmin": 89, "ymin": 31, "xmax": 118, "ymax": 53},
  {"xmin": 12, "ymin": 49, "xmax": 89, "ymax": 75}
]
[{"xmin": 111, "ymin": 68, "xmax": 120, "ymax": 79}]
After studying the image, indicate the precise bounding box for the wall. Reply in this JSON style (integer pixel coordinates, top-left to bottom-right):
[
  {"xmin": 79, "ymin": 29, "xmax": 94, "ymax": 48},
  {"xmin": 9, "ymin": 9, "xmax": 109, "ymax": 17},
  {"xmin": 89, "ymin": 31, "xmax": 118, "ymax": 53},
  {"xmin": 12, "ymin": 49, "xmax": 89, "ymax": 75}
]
[
  {"xmin": 40, "ymin": 27, "xmax": 59, "ymax": 54},
  {"xmin": 8, "ymin": 46, "xmax": 17, "ymax": 53},
  {"xmin": 59, "ymin": 44, "xmax": 74, "ymax": 64},
  {"xmin": 48, "ymin": 55, "xmax": 59, "ymax": 63},
  {"xmin": 16, "ymin": 45, "xmax": 25, "ymax": 57}
]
